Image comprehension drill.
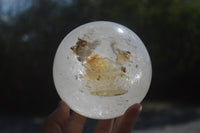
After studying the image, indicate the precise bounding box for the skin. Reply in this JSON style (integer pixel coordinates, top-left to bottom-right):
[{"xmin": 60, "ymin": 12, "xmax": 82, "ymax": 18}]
[{"xmin": 40, "ymin": 101, "xmax": 142, "ymax": 133}]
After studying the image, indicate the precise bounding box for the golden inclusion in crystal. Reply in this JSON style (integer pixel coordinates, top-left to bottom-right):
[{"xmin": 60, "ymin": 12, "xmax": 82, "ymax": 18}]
[{"xmin": 71, "ymin": 38, "xmax": 132, "ymax": 97}]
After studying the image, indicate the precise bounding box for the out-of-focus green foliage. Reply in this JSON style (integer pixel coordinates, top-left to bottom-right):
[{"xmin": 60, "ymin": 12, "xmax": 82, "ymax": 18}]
[{"xmin": 0, "ymin": 0, "xmax": 200, "ymax": 114}]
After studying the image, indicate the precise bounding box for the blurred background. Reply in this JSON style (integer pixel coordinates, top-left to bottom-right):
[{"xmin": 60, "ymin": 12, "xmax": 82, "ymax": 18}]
[{"xmin": 0, "ymin": 0, "xmax": 200, "ymax": 132}]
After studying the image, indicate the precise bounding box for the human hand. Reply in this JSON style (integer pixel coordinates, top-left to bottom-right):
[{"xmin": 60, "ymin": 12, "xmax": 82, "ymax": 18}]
[{"xmin": 40, "ymin": 101, "xmax": 142, "ymax": 133}]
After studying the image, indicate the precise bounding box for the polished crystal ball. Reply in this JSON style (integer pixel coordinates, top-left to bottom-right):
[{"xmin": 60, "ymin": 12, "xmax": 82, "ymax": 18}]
[{"xmin": 53, "ymin": 21, "xmax": 152, "ymax": 119}]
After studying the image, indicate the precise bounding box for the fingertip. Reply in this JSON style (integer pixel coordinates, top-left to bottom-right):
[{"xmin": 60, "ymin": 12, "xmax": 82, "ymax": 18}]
[
  {"xmin": 112, "ymin": 103, "xmax": 142, "ymax": 133},
  {"xmin": 58, "ymin": 100, "xmax": 70, "ymax": 111},
  {"xmin": 131, "ymin": 103, "xmax": 142, "ymax": 110},
  {"xmin": 122, "ymin": 103, "xmax": 142, "ymax": 128},
  {"xmin": 125, "ymin": 103, "xmax": 142, "ymax": 115}
]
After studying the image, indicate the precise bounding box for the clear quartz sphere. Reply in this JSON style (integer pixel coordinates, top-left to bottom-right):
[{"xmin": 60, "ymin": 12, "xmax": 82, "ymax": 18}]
[{"xmin": 53, "ymin": 21, "xmax": 152, "ymax": 119}]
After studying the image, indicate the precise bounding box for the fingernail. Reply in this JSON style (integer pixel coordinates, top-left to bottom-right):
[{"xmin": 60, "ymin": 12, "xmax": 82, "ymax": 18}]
[
  {"xmin": 133, "ymin": 103, "xmax": 142, "ymax": 113},
  {"xmin": 135, "ymin": 103, "xmax": 141, "ymax": 109},
  {"xmin": 139, "ymin": 105, "xmax": 142, "ymax": 112}
]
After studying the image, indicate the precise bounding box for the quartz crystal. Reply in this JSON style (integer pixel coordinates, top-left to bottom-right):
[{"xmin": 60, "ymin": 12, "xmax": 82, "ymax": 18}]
[{"xmin": 53, "ymin": 21, "xmax": 152, "ymax": 119}]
